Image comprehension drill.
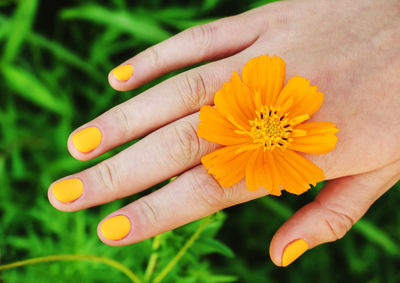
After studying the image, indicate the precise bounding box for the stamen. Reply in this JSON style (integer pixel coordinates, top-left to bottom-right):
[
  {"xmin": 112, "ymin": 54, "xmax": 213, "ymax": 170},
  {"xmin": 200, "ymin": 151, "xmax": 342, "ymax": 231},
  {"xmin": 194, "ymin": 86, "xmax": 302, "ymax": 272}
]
[{"xmin": 247, "ymin": 106, "xmax": 306, "ymax": 151}]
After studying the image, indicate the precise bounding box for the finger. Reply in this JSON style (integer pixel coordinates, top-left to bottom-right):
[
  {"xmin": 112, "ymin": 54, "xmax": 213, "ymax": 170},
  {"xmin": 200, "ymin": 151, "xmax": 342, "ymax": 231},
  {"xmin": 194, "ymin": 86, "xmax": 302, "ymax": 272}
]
[
  {"xmin": 269, "ymin": 159, "xmax": 400, "ymax": 267},
  {"xmin": 49, "ymin": 113, "xmax": 218, "ymax": 211},
  {"xmin": 96, "ymin": 165, "xmax": 270, "ymax": 245},
  {"xmin": 69, "ymin": 57, "xmax": 241, "ymax": 161},
  {"xmin": 108, "ymin": 11, "xmax": 261, "ymax": 91}
]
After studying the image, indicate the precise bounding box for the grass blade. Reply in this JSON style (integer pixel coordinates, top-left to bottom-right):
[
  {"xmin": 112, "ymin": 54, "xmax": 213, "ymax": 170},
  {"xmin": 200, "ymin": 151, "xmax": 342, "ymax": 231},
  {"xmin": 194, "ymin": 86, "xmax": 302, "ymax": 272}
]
[
  {"xmin": 61, "ymin": 5, "xmax": 170, "ymax": 43},
  {"xmin": 2, "ymin": 64, "xmax": 66, "ymax": 115},
  {"xmin": 2, "ymin": 0, "xmax": 38, "ymax": 63}
]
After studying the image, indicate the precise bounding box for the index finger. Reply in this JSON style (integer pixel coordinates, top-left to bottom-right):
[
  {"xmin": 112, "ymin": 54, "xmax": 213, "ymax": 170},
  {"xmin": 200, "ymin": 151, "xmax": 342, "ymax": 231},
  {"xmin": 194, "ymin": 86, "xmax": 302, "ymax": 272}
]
[{"xmin": 108, "ymin": 10, "xmax": 263, "ymax": 91}]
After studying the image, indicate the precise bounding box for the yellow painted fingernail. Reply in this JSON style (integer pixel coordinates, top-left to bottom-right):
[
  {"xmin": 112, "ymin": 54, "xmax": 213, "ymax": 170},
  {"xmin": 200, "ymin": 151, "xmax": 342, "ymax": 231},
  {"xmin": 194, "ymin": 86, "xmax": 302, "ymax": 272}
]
[
  {"xmin": 52, "ymin": 178, "xmax": 83, "ymax": 203},
  {"xmin": 72, "ymin": 127, "xmax": 102, "ymax": 153},
  {"xmin": 100, "ymin": 215, "xmax": 131, "ymax": 241},
  {"xmin": 112, "ymin": 65, "xmax": 133, "ymax": 81},
  {"xmin": 282, "ymin": 239, "xmax": 308, "ymax": 267}
]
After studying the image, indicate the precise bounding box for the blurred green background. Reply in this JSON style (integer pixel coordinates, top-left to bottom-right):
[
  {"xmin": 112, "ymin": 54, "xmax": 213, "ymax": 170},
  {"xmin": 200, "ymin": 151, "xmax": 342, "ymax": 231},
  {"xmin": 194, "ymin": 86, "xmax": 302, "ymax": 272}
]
[{"xmin": 1, "ymin": 0, "xmax": 400, "ymax": 282}]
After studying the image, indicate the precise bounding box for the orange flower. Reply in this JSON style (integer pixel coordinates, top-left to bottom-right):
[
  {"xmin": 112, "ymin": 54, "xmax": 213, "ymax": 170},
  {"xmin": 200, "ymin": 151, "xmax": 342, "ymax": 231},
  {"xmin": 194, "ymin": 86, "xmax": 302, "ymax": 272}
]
[{"xmin": 197, "ymin": 55, "xmax": 339, "ymax": 196}]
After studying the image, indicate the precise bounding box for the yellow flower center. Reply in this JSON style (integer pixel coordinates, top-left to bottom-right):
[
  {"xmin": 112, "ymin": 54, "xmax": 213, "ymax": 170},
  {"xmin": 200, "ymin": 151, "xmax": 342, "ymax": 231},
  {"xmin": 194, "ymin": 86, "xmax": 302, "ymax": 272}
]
[{"xmin": 249, "ymin": 106, "xmax": 293, "ymax": 151}]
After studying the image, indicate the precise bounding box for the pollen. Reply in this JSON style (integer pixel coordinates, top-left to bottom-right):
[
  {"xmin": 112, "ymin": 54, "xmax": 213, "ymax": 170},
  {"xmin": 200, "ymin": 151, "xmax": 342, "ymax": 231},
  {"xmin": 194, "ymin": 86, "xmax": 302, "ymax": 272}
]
[{"xmin": 249, "ymin": 106, "xmax": 293, "ymax": 151}]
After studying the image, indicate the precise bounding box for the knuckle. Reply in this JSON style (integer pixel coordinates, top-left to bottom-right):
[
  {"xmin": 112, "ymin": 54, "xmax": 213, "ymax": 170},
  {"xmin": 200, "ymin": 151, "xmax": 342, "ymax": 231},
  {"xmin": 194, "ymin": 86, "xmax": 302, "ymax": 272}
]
[
  {"xmin": 190, "ymin": 169, "xmax": 230, "ymax": 209},
  {"xmin": 255, "ymin": 2, "xmax": 290, "ymax": 31},
  {"xmin": 95, "ymin": 161, "xmax": 119, "ymax": 196},
  {"xmin": 177, "ymin": 71, "xmax": 208, "ymax": 111},
  {"xmin": 147, "ymin": 46, "xmax": 161, "ymax": 69},
  {"xmin": 317, "ymin": 200, "xmax": 355, "ymax": 241},
  {"xmin": 163, "ymin": 121, "xmax": 201, "ymax": 166},
  {"xmin": 111, "ymin": 107, "xmax": 131, "ymax": 136},
  {"xmin": 187, "ymin": 23, "xmax": 217, "ymax": 58},
  {"xmin": 138, "ymin": 197, "xmax": 159, "ymax": 227}
]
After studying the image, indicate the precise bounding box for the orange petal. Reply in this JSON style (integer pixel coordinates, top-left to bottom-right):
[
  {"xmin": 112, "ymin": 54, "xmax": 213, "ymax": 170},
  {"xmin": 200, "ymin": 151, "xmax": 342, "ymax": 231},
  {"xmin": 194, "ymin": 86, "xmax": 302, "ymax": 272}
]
[
  {"xmin": 259, "ymin": 151, "xmax": 273, "ymax": 193},
  {"xmin": 214, "ymin": 72, "xmax": 255, "ymax": 129},
  {"xmin": 282, "ymin": 150, "xmax": 324, "ymax": 186},
  {"xmin": 245, "ymin": 149, "xmax": 262, "ymax": 191},
  {"xmin": 198, "ymin": 105, "xmax": 252, "ymax": 145},
  {"xmin": 254, "ymin": 151, "xmax": 267, "ymax": 191},
  {"xmin": 295, "ymin": 122, "xmax": 340, "ymax": 135},
  {"xmin": 215, "ymin": 151, "xmax": 252, "ymax": 187},
  {"xmin": 264, "ymin": 151, "xmax": 282, "ymax": 196},
  {"xmin": 202, "ymin": 144, "xmax": 242, "ymax": 165},
  {"xmin": 273, "ymin": 151, "xmax": 310, "ymax": 195},
  {"xmin": 201, "ymin": 145, "xmax": 252, "ymax": 187},
  {"xmin": 242, "ymin": 55, "xmax": 286, "ymax": 106},
  {"xmin": 289, "ymin": 134, "xmax": 338, "ymax": 154},
  {"xmin": 198, "ymin": 124, "xmax": 252, "ymax": 145},
  {"xmin": 199, "ymin": 105, "xmax": 236, "ymax": 130},
  {"xmin": 276, "ymin": 76, "xmax": 323, "ymax": 119},
  {"xmin": 288, "ymin": 121, "xmax": 339, "ymax": 154}
]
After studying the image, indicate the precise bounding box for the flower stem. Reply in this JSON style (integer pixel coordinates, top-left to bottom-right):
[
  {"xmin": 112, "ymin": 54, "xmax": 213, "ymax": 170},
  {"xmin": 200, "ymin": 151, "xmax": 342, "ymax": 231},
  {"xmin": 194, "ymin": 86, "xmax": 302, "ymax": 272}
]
[
  {"xmin": 153, "ymin": 215, "xmax": 212, "ymax": 283},
  {"xmin": 0, "ymin": 254, "xmax": 142, "ymax": 283},
  {"xmin": 144, "ymin": 234, "xmax": 162, "ymax": 282}
]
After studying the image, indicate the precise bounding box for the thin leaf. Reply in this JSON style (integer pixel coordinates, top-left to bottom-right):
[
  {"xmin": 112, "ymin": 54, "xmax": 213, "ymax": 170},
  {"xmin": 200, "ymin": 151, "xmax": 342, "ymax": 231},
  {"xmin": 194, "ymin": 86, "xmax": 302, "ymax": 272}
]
[
  {"xmin": 354, "ymin": 219, "xmax": 400, "ymax": 256},
  {"xmin": 2, "ymin": 0, "xmax": 38, "ymax": 63},
  {"xmin": 258, "ymin": 197, "xmax": 293, "ymax": 219},
  {"xmin": 27, "ymin": 32, "xmax": 104, "ymax": 82},
  {"xmin": 60, "ymin": 5, "xmax": 170, "ymax": 43},
  {"xmin": 193, "ymin": 237, "xmax": 235, "ymax": 258},
  {"xmin": 2, "ymin": 65, "xmax": 66, "ymax": 114}
]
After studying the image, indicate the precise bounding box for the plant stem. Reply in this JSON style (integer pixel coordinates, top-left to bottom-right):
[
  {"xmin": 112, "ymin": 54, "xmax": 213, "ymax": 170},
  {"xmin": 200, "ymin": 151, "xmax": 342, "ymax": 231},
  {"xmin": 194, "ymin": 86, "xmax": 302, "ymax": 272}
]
[
  {"xmin": 144, "ymin": 234, "xmax": 162, "ymax": 282},
  {"xmin": 153, "ymin": 215, "xmax": 212, "ymax": 283},
  {"xmin": 0, "ymin": 254, "xmax": 142, "ymax": 283}
]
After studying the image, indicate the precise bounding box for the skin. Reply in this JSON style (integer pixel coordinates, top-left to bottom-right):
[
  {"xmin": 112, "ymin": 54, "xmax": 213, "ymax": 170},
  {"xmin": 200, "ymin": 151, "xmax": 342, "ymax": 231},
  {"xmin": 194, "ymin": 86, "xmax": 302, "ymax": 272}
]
[{"xmin": 48, "ymin": 0, "xmax": 400, "ymax": 266}]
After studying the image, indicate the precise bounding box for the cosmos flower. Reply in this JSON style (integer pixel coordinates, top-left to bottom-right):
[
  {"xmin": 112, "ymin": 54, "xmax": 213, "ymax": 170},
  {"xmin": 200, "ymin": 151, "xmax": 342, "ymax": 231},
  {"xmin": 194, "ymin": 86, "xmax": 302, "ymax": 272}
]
[{"xmin": 197, "ymin": 55, "xmax": 339, "ymax": 195}]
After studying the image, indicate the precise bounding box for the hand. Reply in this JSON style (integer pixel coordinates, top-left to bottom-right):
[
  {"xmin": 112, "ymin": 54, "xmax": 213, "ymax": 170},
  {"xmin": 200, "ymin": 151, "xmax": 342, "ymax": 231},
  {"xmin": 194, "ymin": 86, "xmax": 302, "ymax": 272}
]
[{"xmin": 48, "ymin": 0, "xmax": 400, "ymax": 267}]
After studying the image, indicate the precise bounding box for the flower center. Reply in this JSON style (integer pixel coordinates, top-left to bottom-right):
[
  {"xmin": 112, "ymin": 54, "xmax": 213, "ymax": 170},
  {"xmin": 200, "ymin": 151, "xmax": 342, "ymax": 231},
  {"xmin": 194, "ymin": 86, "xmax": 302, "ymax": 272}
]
[{"xmin": 249, "ymin": 106, "xmax": 293, "ymax": 151}]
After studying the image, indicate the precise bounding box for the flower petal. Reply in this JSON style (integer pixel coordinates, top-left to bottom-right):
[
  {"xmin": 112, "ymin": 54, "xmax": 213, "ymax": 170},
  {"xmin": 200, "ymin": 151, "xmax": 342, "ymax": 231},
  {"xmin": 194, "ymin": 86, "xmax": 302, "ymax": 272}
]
[
  {"xmin": 214, "ymin": 72, "xmax": 255, "ymax": 129},
  {"xmin": 198, "ymin": 105, "xmax": 252, "ymax": 145},
  {"xmin": 288, "ymin": 122, "xmax": 338, "ymax": 154},
  {"xmin": 281, "ymin": 149, "xmax": 325, "ymax": 186},
  {"xmin": 295, "ymin": 122, "xmax": 340, "ymax": 135},
  {"xmin": 264, "ymin": 151, "xmax": 282, "ymax": 196},
  {"xmin": 273, "ymin": 151, "xmax": 311, "ymax": 195},
  {"xmin": 260, "ymin": 151, "xmax": 273, "ymax": 192},
  {"xmin": 242, "ymin": 55, "xmax": 286, "ymax": 106},
  {"xmin": 288, "ymin": 122, "xmax": 339, "ymax": 154},
  {"xmin": 276, "ymin": 76, "xmax": 323, "ymax": 119},
  {"xmin": 245, "ymin": 149, "xmax": 262, "ymax": 191},
  {"xmin": 201, "ymin": 145, "xmax": 253, "ymax": 188}
]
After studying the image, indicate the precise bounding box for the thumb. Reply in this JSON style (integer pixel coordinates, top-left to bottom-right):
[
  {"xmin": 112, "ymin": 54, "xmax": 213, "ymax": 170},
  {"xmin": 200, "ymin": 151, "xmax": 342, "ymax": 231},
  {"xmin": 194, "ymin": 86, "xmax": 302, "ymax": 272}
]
[{"xmin": 269, "ymin": 159, "xmax": 400, "ymax": 267}]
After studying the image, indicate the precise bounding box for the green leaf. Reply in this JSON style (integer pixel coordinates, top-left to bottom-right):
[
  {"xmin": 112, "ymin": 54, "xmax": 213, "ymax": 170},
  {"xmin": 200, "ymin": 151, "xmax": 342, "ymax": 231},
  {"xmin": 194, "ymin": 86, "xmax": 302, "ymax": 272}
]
[
  {"xmin": 192, "ymin": 237, "xmax": 235, "ymax": 258},
  {"xmin": 60, "ymin": 5, "xmax": 170, "ymax": 43},
  {"xmin": 27, "ymin": 32, "xmax": 104, "ymax": 82},
  {"xmin": 2, "ymin": 65, "xmax": 66, "ymax": 115},
  {"xmin": 354, "ymin": 219, "xmax": 400, "ymax": 256},
  {"xmin": 2, "ymin": 0, "xmax": 38, "ymax": 63},
  {"xmin": 206, "ymin": 274, "xmax": 238, "ymax": 283},
  {"xmin": 151, "ymin": 6, "xmax": 199, "ymax": 20},
  {"xmin": 258, "ymin": 197, "xmax": 293, "ymax": 219}
]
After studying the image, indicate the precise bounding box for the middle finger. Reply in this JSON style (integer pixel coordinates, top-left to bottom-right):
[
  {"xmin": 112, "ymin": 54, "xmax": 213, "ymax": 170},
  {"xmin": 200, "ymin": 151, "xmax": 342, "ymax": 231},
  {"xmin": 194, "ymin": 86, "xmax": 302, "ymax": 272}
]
[{"xmin": 48, "ymin": 113, "xmax": 217, "ymax": 211}]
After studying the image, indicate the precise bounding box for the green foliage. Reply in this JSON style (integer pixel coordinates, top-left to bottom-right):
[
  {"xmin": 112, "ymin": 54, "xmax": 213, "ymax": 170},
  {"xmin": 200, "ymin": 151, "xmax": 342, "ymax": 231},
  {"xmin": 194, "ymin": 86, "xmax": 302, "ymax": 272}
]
[{"xmin": 1, "ymin": 0, "xmax": 400, "ymax": 282}]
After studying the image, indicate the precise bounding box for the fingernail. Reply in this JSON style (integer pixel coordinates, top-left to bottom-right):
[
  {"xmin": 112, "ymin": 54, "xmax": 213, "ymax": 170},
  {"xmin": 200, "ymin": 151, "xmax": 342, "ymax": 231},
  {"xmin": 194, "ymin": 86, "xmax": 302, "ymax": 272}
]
[
  {"xmin": 112, "ymin": 65, "xmax": 133, "ymax": 81},
  {"xmin": 100, "ymin": 215, "xmax": 131, "ymax": 241},
  {"xmin": 72, "ymin": 126, "xmax": 102, "ymax": 153},
  {"xmin": 281, "ymin": 239, "xmax": 308, "ymax": 267},
  {"xmin": 52, "ymin": 178, "xmax": 83, "ymax": 203}
]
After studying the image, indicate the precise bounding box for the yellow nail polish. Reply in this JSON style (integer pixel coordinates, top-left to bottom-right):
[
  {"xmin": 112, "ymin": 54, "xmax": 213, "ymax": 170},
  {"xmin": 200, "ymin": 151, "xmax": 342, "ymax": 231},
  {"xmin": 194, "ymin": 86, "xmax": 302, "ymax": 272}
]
[
  {"xmin": 52, "ymin": 178, "xmax": 83, "ymax": 203},
  {"xmin": 282, "ymin": 239, "xmax": 308, "ymax": 267},
  {"xmin": 112, "ymin": 65, "xmax": 133, "ymax": 81},
  {"xmin": 72, "ymin": 127, "xmax": 102, "ymax": 153},
  {"xmin": 100, "ymin": 215, "xmax": 131, "ymax": 241}
]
